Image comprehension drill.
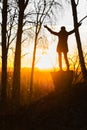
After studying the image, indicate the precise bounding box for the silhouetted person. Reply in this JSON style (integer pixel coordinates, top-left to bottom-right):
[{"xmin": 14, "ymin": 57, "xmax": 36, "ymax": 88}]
[{"xmin": 44, "ymin": 24, "xmax": 81, "ymax": 71}]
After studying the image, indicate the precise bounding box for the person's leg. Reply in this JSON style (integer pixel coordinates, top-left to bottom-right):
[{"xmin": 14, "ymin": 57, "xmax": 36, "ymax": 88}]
[
  {"xmin": 58, "ymin": 52, "xmax": 62, "ymax": 70},
  {"xmin": 64, "ymin": 52, "xmax": 69, "ymax": 71}
]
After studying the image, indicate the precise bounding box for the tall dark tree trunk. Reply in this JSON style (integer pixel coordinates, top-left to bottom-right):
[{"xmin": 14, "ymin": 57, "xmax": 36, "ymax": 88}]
[
  {"xmin": 1, "ymin": 0, "xmax": 8, "ymax": 101},
  {"xmin": 71, "ymin": 0, "xmax": 87, "ymax": 79},
  {"xmin": 12, "ymin": 7, "xmax": 24, "ymax": 103},
  {"xmin": 12, "ymin": 0, "xmax": 29, "ymax": 104}
]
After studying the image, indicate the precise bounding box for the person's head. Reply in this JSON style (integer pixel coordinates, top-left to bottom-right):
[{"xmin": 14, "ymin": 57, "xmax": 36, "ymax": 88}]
[{"xmin": 61, "ymin": 26, "xmax": 66, "ymax": 31}]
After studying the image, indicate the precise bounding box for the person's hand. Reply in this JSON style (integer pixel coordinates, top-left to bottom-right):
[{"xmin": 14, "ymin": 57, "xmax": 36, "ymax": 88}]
[{"xmin": 44, "ymin": 25, "xmax": 47, "ymax": 28}]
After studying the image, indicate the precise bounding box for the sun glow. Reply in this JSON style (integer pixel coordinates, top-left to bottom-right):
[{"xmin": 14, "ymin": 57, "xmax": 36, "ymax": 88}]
[
  {"xmin": 36, "ymin": 53, "xmax": 56, "ymax": 70},
  {"xmin": 21, "ymin": 41, "xmax": 73, "ymax": 71},
  {"xmin": 6, "ymin": 25, "xmax": 87, "ymax": 71},
  {"xmin": 23, "ymin": 43, "xmax": 59, "ymax": 70}
]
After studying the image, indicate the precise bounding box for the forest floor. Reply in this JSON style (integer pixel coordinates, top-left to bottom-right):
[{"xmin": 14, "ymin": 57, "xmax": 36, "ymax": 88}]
[{"xmin": 0, "ymin": 82, "xmax": 87, "ymax": 130}]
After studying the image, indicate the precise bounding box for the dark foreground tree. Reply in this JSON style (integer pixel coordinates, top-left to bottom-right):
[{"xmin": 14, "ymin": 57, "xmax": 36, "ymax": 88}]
[
  {"xmin": 1, "ymin": 0, "xmax": 17, "ymax": 102},
  {"xmin": 1, "ymin": 0, "xmax": 8, "ymax": 101},
  {"xmin": 71, "ymin": 0, "xmax": 87, "ymax": 79},
  {"xmin": 12, "ymin": 0, "xmax": 29, "ymax": 104}
]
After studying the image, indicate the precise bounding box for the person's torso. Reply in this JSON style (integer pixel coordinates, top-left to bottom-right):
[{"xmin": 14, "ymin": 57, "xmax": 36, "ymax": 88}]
[{"xmin": 58, "ymin": 30, "xmax": 68, "ymax": 44}]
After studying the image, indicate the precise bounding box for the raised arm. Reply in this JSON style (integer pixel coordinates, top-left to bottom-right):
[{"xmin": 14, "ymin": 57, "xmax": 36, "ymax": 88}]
[
  {"xmin": 44, "ymin": 25, "xmax": 58, "ymax": 35},
  {"xmin": 68, "ymin": 23, "xmax": 82, "ymax": 35}
]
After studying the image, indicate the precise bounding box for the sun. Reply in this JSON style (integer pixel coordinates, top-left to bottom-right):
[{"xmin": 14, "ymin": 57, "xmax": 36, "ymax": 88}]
[
  {"xmin": 21, "ymin": 43, "xmax": 59, "ymax": 70},
  {"xmin": 36, "ymin": 49, "xmax": 58, "ymax": 70},
  {"xmin": 36, "ymin": 54, "xmax": 52, "ymax": 70},
  {"xmin": 21, "ymin": 42, "xmax": 70, "ymax": 70}
]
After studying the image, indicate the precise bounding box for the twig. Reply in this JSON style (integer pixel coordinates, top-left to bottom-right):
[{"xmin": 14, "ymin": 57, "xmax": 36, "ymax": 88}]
[
  {"xmin": 76, "ymin": 0, "xmax": 79, "ymax": 6},
  {"xmin": 79, "ymin": 16, "xmax": 87, "ymax": 23}
]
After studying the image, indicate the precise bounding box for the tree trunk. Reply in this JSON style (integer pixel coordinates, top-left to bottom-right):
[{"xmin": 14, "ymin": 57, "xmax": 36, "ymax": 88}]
[
  {"xmin": 71, "ymin": 0, "xmax": 87, "ymax": 79},
  {"xmin": 1, "ymin": 0, "xmax": 8, "ymax": 102},
  {"xmin": 12, "ymin": 8, "xmax": 24, "ymax": 104},
  {"xmin": 30, "ymin": 33, "xmax": 38, "ymax": 100}
]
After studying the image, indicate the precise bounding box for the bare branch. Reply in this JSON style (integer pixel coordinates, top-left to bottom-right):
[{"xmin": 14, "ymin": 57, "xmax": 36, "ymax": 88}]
[
  {"xmin": 24, "ymin": 0, "xmax": 29, "ymax": 8},
  {"xmin": 79, "ymin": 15, "xmax": 87, "ymax": 23},
  {"xmin": 23, "ymin": 20, "xmax": 36, "ymax": 26},
  {"xmin": 21, "ymin": 38, "xmax": 28, "ymax": 44},
  {"xmin": 9, "ymin": 35, "xmax": 16, "ymax": 46},
  {"xmin": 6, "ymin": 9, "xmax": 17, "ymax": 49},
  {"xmin": 21, "ymin": 52, "xmax": 30, "ymax": 58},
  {"xmin": 76, "ymin": 0, "xmax": 79, "ymax": 6}
]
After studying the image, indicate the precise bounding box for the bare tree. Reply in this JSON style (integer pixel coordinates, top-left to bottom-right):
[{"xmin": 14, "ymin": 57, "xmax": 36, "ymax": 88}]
[
  {"xmin": 71, "ymin": 0, "xmax": 87, "ymax": 80},
  {"xmin": 12, "ymin": 0, "xmax": 29, "ymax": 104},
  {"xmin": 29, "ymin": 0, "xmax": 61, "ymax": 100},
  {"xmin": 1, "ymin": 0, "xmax": 8, "ymax": 101},
  {"xmin": 1, "ymin": 0, "xmax": 17, "ymax": 102}
]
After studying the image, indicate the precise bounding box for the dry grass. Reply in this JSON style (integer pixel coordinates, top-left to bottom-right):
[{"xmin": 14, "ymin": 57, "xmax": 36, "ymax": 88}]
[{"xmin": 6, "ymin": 69, "xmax": 55, "ymax": 105}]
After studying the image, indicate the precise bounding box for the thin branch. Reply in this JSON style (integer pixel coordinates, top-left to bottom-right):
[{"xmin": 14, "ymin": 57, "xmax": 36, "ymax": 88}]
[
  {"xmin": 24, "ymin": 0, "xmax": 29, "ymax": 8},
  {"xmin": 76, "ymin": 0, "xmax": 79, "ymax": 6},
  {"xmin": 9, "ymin": 35, "xmax": 16, "ymax": 46},
  {"xmin": 6, "ymin": 9, "xmax": 17, "ymax": 49},
  {"xmin": 21, "ymin": 38, "xmax": 28, "ymax": 44},
  {"xmin": 79, "ymin": 15, "xmax": 87, "ymax": 23},
  {"xmin": 38, "ymin": 0, "xmax": 46, "ymax": 24},
  {"xmin": 21, "ymin": 52, "xmax": 30, "ymax": 58},
  {"xmin": 23, "ymin": 20, "xmax": 36, "ymax": 26}
]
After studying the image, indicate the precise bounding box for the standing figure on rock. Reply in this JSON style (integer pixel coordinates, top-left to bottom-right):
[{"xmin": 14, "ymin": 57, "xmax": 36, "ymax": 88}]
[{"xmin": 44, "ymin": 24, "xmax": 81, "ymax": 71}]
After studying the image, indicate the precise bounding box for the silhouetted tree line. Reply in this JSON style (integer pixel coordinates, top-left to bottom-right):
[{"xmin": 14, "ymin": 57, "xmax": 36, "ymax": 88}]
[{"xmin": 0, "ymin": 0, "xmax": 87, "ymax": 104}]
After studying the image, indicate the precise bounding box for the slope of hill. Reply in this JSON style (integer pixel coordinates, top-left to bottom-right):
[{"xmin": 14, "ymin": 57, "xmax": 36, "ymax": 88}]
[{"xmin": 0, "ymin": 82, "xmax": 87, "ymax": 130}]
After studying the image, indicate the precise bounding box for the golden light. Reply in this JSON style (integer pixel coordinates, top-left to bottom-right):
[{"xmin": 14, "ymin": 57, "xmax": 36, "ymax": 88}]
[
  {"xmin": 21, "ymin": 41, "xmax": 71, "ymax": 71},
  {"xmin": 36, "ymin": 54, "xmax": 54, "ymax": 70},
  {"xmin": 35, "ymin": 43, "xmax": 59, "ymax": 70}
]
